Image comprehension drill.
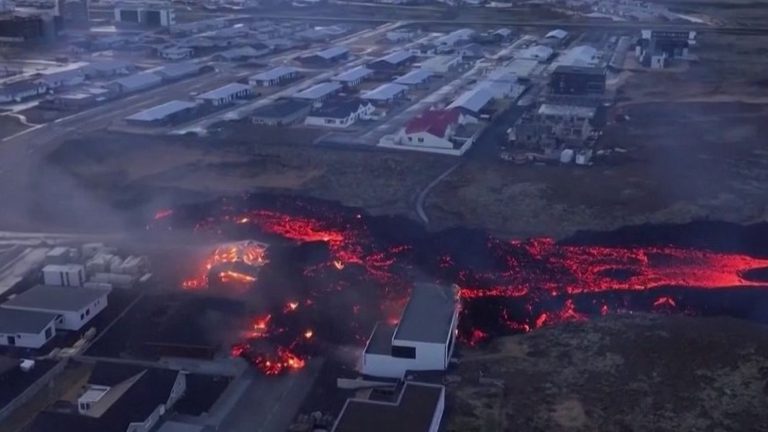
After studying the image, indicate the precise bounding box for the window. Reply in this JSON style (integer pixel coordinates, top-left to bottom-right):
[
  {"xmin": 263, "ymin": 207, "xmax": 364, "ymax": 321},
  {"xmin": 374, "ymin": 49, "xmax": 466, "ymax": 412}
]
[
  {"xmin": 391, "ymin": 345, "xmax": 416, "ymax": 359},
  {"xmin": 80, "ymin": 313, "xmax": 85, "ymax": 320},
  {"xmin": 45, "ymin": 326, "xmax": 53, "ymax": 339},
  {"xmin": 86, "ymin": 308, "xmax": 91, "ymax": 316},
  {"xmin": 417, "ymin": 137, "xmax": 424, "ymax": 143}
]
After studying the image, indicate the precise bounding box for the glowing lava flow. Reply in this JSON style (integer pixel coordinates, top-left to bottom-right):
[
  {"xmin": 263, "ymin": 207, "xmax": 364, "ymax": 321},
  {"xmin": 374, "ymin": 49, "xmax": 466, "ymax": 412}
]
[
  {"xmin": 455, "ymin": 237, "xmax": 768, "ymax": 299},
  {"xmin": 182, "ymin": 241, "xmax": 268, "ymax": 289},
  {"xmin": 161, "ymin": 203, "xmax": 768, "ymax": 374}
]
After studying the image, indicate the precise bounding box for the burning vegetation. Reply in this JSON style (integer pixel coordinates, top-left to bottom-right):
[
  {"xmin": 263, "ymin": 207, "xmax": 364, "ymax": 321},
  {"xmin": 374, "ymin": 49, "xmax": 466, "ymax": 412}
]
[{"xmin": 150, "ymin": 197, "xmax": 768, "ymax": 375}]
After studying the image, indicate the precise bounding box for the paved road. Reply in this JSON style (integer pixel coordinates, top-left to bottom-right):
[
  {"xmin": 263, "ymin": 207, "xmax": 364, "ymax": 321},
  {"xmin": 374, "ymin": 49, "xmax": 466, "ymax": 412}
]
[
  {"xmin": 415, "ymin": 162, "xmax": 461, "ymax": 225},
  {"xmin": 219, "ymin": 359, "xmax": 324, "ymax": 432}
]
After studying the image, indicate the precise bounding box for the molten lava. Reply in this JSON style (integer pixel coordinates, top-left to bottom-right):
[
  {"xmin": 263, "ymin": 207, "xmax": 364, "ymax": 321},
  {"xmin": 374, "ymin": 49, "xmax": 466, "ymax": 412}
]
[{"xmin": 156, "ymin": 200, "xmax": 768, "ymax": 375}]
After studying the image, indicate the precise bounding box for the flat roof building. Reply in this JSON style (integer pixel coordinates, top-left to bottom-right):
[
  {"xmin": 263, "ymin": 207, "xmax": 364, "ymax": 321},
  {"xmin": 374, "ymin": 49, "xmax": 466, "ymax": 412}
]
[
  {"xmin": 332, "ymin": 66, "xmax": 373, "ymax": 87},
  {"xmin": 2, "ymin": 285, "xmax": 109, "ymax": 331},
  {"xmin": 195, "ymin": 83, "xmax": 252, "ymax": 106},
  {"xmin": 419, "ymin": 55, "xmax": 462, "ymax": 74},
  {"xmin": 293, "ymin": 82, "xmax": 342, "ymax": 102},
  {"xmin": 361, "ymin": 83, "xmax": 408, "ymax": 104},
  {"xmin": 447, "ymin": 87, "xmax": 495, "ymax": 115},
  {"xmin": 394, "ymin": 69, "xmax": 433, "ymax": 86},
  {"xmin": 0, "ymin": 308, "xmax": 57, "ymax": 349},
  {"xmin": 252, "ymin": 99, "xmax": 311, "ymax": 126},
  {"xmin": 107, "ymin": 72, "xmax": 163, "ymax": 94},
  {"xmin": 368, "ymin": 50, "xmax": 415, "ymax": 71},
  {"xmin": 249, "ymin": 66, "xmax": 299, "ymax": 87},
  {"xmin": 155, "ymin": 62, "xmax": 205, "ymax": 82},
  {"xmin": 332, "ymin": 382, "xmax": 446, "ymax": 432},
  {"xmin": 125, "ymin": 100, "xmax": 198, "ymax": 125},
  {"xmin": 300, "ymin": 46, "xmax": 350, "ymax": 65},
  {"xmin": 305, "ymin": 98, "xmax": 373, "ymax": 129},
  {"xmin": 361, "ymin": 284, "xmax": 459, "ymax": 379}
]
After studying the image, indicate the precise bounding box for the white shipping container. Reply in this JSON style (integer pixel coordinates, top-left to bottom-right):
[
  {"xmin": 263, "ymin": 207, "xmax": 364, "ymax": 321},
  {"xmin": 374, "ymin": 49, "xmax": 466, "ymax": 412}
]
[{"xmin": 43, "ymin": 264, "xmax": 85, "ymax": 287}]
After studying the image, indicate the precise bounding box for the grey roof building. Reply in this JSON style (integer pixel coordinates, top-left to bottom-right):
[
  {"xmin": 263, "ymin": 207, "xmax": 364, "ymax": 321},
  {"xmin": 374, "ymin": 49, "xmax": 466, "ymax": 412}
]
[
  {"xmin": 361, "ymin": 83, "xmax": 408, "ymax": 102},
  {"xmin": 293, "ymin": 82, "xmax": 342, "ymax": 101},
  {"xmin": 447, "ymin": 87, "xmax": 495, "ymax": 113},
  {"xmin": 393, "ymin": 284, "xmax": 458, "ymax": 344},
  {"xmin": 0, "ymin": 308, "xmax": 57, "ymax": 335},
  {"xmin": 108, "ymin": 72, "xmax": 163, "ymax": 93},
  {"xmin": 332, "ymin": 66, "xmax": 373, "ymax": 86},
  {"xmin": 126, "ymin": 100, "xmax": 198, "ymax": 124},
  {"xmin": 252, "ymin": 99, "xmax": 311, "ymax": 126},
  {"xmin": 155, "ymin": 62, "xmax": 205, "ymax": 81}
]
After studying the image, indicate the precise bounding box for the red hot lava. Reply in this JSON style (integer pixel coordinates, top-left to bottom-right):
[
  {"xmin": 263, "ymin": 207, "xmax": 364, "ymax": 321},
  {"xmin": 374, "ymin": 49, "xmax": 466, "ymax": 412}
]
[{"xmin": 165, "ymin": 205, "xmax": 768, "ymax": 375}]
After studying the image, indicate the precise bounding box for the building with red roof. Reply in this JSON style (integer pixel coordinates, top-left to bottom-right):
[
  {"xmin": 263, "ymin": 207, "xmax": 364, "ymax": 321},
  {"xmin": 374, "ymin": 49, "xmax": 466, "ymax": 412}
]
[{"xmin": 398, "ymin": 108, "xmax": 478, "ymax": 151}]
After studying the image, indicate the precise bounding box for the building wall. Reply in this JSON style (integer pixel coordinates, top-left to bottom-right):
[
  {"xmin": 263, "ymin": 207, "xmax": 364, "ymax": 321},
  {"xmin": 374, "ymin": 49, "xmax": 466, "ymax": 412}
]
[
  {"xmin": 401, "ymin": 131, "xmax": 453, "ymax": 149},
  {"xmin": 5, "ymin": 292, "xmax": 108, "ymax": 331},
  {"xmin": 305, "ymin": 114, "xmax": 354, "ymax": 128},
  {"xmin": 428, "ymin": 389, "xmax": 446, "ymax": 432},
  {"xmin": 166, "ymin": 372, "xmax": 187, "ymax": 409},
  {"xmin": 0, "ymin": 324, "xmax": 54, "ymax": 349},
  {"xmin": 361, "ymin": 352, "xmax": 413, "ymax": 378},
  {"xmin": 127, "ymin": 404, "xmax": 164, "ymax": 432},
  {"xmin": 361, "ymin": 340, "xmax": 449, "ymax": 378}
]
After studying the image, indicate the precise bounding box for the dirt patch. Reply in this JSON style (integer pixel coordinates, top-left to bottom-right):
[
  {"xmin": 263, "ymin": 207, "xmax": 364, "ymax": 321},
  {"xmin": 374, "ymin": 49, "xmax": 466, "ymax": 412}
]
[
  {"xmin": 0, "ymin": 115, "xmax": 30, "ymax": 139},
  {"xmin": 447, "ymin": 314, "xmax": 768, "ymax": 431},
  {"xmin": 428, "ymin": 101, "xmax": 768, "ymax": 238}
]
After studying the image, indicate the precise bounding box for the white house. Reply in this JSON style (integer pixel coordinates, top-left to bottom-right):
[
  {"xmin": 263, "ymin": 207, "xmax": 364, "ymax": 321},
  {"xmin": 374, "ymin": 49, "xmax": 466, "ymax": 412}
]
[
  {"xmin": 159, "ymin": 46, "xmax": 194, "ymax": 61},
  {"xmin": 2, "ymin": 285, "xmax": 109, "ymax": 331},
  {"xmin": 0, "ymin": 308, "xmax": 57, "ymax": 349},
  {"xmin": 304, "ymin": 98, "xmax": 374, "ymax": 128},
  {"xmin": 361, "ymin": 284, "xmax": 459, "ymax": 379},
  {"xmin": 249, "ymin": 66, "xmax": 300, "ymax": 87},
  {"xmin": 332, "ymin": 382, "xmax": 446, "ymax": 432},
  {"xmin": 43, "ymin": 264, "xmax": 85, "ymax": 287},
  {"xmin": 397, "ymin": 108, "xmax": 476, "ymax": 150}
]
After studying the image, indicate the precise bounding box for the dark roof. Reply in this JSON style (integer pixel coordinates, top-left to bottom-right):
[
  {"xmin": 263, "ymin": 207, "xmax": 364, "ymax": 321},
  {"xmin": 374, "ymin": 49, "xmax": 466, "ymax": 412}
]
[
  {"xmin": 393, "ymin": 284, "xmax": 457, "ymax": 344},
  {"xmin": 332, "ymin": 383, "xmax": 444, "ymax": 432},
  {"xmin": 405, "ymin": 109, "xmax": 460, "ymax": 137},
  {"xmin": 309, "ymin": 98, "xmax": 367, "ymax": 119},
  {"xmin": 3, "ymin": 286, "xmax": 108, "ymax": 313},
  {"xmin": 0, "ymin": 308, "xmax": 57, "ymax": 334},
  {"xmin": 553, "ymin": 65, "xmax": 606, "ymax": 76},
  {"xmin": 251, "ymin": 99, "xmax": 309, "ymax": 119},
  {"xmin": 0, "ymin": 80, "xmax": 44, "ymax": 95},
  {"xmin": 25, "ymin": 362, "xmax": 180, "ymax": 432},
  {"xmin": 364, "ymin": 322, "xmax": 395, "ymax": 355}
]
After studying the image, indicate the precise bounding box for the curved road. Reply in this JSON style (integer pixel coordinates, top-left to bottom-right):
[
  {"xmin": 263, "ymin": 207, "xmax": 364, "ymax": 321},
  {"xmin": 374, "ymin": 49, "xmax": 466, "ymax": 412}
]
[{"xmin": 416, "ymin": 162, "xmax": 461, "ymax": 225}]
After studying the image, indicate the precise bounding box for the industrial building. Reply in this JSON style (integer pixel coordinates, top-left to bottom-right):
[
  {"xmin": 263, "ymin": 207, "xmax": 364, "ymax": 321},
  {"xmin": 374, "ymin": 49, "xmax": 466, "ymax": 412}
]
[
  {"xmin": 113, "ymin": 0, "xmax": 175, "ymax": 26},
  {"xmin": 26, "ymin": 362, "xmax": 186, "ymax": 432},
  {"xmin": 552, "ymin": 45, "xmax": 601, "ymax": 68},
  {"xmin": 549, "ymin": 65, "xmax": 606, "ymax": 95},
  {"xmin": 44, "ymin": 87, "xmax": 111, "ymax": 110},
  {"xmin": 0, "ymin": 13, "xmax": 53, "ymax": 42},
  {"xmin": 2, "ymin": 285, "xmax": 109, "ymax": 331},
  {"xmin": 0, "ymin": 308, "xmax": 57, "ymax": 348},
  {"xmin": 332, "ymin": 66, "xmax": 373, "ymax": 87},
  {"xmin": 513, "ymin": 103, "xmax": 598, "ymax": 150},
  {"xmin": 195, "ymin": 83, "xmax": 252, "ymax": 106},
  {"xmin": 361, "ymin": 283, "xmax": 459, "ymax": 379},
  {"xmin": 361, "ymin": 83, "xmax": 408, "ymax": 104},
  {"xmin": 252, "ymin": 99, "xmax": 311, "ymax": 126},
  {"xmin": 304, "ymin": 98, "xmax": 373, "ymax": 128},
  {"xmin": 637, "ymin": 29, "xmax": 696, "ymax": 69},
  {"xmin": 332, "ymin": 382, "xmax": 445, "ymax": 432},
  {"xmin": 125, "ymin": 100, "xmax": 198, "ymax": 125},
  {"xmin": 42, "ymin": 264, "xmax": 84, "ymax": 287},
  {"xmin": 249, "ymin": 66, "xmax": 299, "ymax": 87},
  {"xmin": 293, "ymin": 82, "xmax": 342, "ymax": 102},
  {"xmin": 516, "ymin": 45, "xmax": 554, "ymax": 63}
]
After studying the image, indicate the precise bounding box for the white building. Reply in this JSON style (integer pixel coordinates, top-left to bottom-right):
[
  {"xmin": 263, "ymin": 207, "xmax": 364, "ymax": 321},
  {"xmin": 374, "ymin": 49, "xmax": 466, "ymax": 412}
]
[
  {"xmin": 195, "ymin": 83, "xmax": 252, "ymax": 106},
  {"xmin": 0, "ymin": 308, "xmax": 57, "ymax": 348},
  {"xmin": 35, "ymin": 69, "xmax": 85, "ymax": 90},
  {"xmin": 43, "ymin": 264, "xmax": 85, "ymax": 287},
  {"xmin": 361, "ymin": 83, "xmax": 408, "ymax": 104},
  {"xmin": 361, "ymin": 284, "xmax": 459, "ymax": 379},
  {"xmin": 293, "ymin": 82, "xmax": 342, "ymax": 102},
  {"xmin": 2, "ymin": 285, "xmax": 109, "ymax": 331},
  {"xmin": 304, "ymin": 98, "xmax": 373, "ymax": 128},
  {"xmin": 114, "ymin": 0, "xmax": 175, "ymax": 27},
  {"xmin": 332, "ymin": 382, "xmax": 445, "ymax": 432},
  {"xmin": 331, "ymin": 66, "xmax": 373, "ymax": 87}
]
